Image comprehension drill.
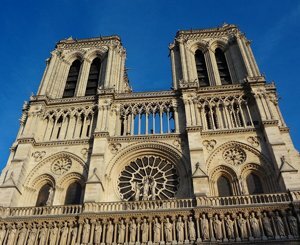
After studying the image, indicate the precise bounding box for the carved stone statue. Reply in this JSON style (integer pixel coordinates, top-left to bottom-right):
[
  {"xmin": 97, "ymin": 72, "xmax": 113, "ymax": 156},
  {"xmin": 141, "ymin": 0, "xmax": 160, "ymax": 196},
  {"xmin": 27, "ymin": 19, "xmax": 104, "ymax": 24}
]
[
  {"xmin": 274, "ymin": 211, "xmax": 285, "ymax": 237},
  {"xmin": 153, "ymin": 218, "xmax": 161, "ymax": 243},
  {"xmin": 176, "ymin": 216, "xmax": 184, "ymax": 242},
  {"xmin": 151, "ymin": 180, "xmax": 157, "ymax": 200},
  {"xmin": 213, "ymin": 214, "xmax": 223, "ymax": 241},
  {"xmin": 237, "ymin": 214, "xmax": 247, "ymax": 239},
  {"xmin": 70, "ymin": 226, "xmax": 78, "ymax": 245},
  {"xmin": 38, "ymin": 225, "xmax": 47, "ymax": 245},
  {"xmin": 118, "ymin": 220, "xmax": 126, "ymax": 243},
  {"xmin": 133, "ymin": 182, "xmax": 141, "ymax": 201},
  {"xmin": 142, "ymin": 177, "xmax": 150, "ymax": 200},
  {"xmin": 141, "ymin": 218, "xmax": 149, "ymax": 243},
  {"xmin": 164, "ymin": 218, "xmax": 173, "ymax": 242},
  {"xmin": 249, "ymin": 212, "xmax": 261, "ymax": 238},
  {"xmin": 17, "ymin": 226, "xmax": 27, "ymax": 245},
  {"xmin": 7, "ymin": 224, "xmax": 17, "ymax": 245},
  {"xmin": 287, "ymin": 211, "xmax": 299, "ymax": 237},
  {"xmin": 27, "ymin": 225, "xmax": 37, "ymax": 245},
  {"xmin": 82, "ymin": 219, "xmax": 90, "ymax": 244},
  {"xmin": 60, "ymin": 222, "xmax": 68, "ymax": 244},
  {"xmin": 94, "ymin": 221, "xmax": 102, "ymax": 244},
  {"xmin": 0, "ymin": 225, "xmax": 6, "ymax": 245},
  {"xmin": 188, "ymin": 217, "xmax": 196, "ymax": 241},
  {"xmin": 49, "ymin": 223, "xmax": 59, "ymax": 245},
  {"xmin": 262, "ymin": 213, "xmax": 273, "ymax": 238},
  {"xmin": 200, "ymin": 214, "xmax": 209, "ymax": 240},
  {"xmin": 129, "ymin": 219, "xmax": 137, "ymax": 243},
  {"xmin": 238, "ymin": 177, "xmax": 245, "ymax": 195},
  {"xmin": 46, "ymin": 187, "xmax": 54, "ymax": 206},
  {"xmin": 106, "ymin": 220, "xmax": 114, "ymax": 244},
  {"xmin": 225, "ymin": 215, "xmax": 235, "ymax": 240}
]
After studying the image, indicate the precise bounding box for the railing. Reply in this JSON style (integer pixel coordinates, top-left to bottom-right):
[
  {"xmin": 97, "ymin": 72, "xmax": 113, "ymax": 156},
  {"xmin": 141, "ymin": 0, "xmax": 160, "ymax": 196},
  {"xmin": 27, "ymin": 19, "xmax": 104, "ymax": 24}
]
[{"xmin": 1, "ymin": 192, "xmax": 299, "ymax": 218}]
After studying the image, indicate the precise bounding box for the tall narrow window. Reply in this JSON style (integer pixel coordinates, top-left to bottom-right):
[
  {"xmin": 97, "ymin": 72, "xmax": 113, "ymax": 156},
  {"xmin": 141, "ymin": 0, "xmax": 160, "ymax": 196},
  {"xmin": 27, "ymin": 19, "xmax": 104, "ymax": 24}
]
[
  {"xmin": 217, "ymin": 176, "xmax": 232, "ymax": 196},
  {"xmin": 215, "ymin": 48, "xmax": 232, "ymax": 85},
  {"xmin": 36, "ymin": 183, "xmax": 52, "ymax": 207},
  {"xmin": 63, "ymin": 60, "xmax": 81, "ymax": 98},
  {"xmin": 85, "ymin": 58, "xmax": 101, "ymax": 96},
  {"xmin": 65, "ymin": 182, "xmax": 82, "ymax": 205},
  {"xmin": 246, "ymin": 173, "xmax": 263, "ymax": 194},
  {"xmin": 195, "ymin": 50, "xmax": 209, "ymax": 86}
]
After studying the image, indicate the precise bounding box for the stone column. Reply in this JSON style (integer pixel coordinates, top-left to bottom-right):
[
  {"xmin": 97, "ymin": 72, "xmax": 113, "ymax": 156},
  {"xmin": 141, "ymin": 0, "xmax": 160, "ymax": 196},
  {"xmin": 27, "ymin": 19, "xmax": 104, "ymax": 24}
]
[
  {"xmin": 178, "ymin": 39, "xmax": 188, "ymax": 83},
  {"xmin": 232, "ymin": 213, "xmax": 241, "ymax": 242},
  {"xmin": 235, "ymin": 34, "xmax": 253, "ymax": 77},
  {"xmin": 245, "ymin": 212, "xmax": 254, "ymax": 241},
  {"xmin": 220, "ymin": 214, "xmax": 228, "ymax": 242},
  {"xmin": 76, "ymin": 220, "xmax": 83, "ymax": 244},
  {"xmin": 101, "ymin": 220, "xmax": 107, "ymax": 245},
  {"xmin": 195, "ymin": 213, "xmax": 202, "ymax": 243},
  {"xmin": 208, "ymin": 214, "xmax": 215, "ymax": 241},
  {"xmin": 104, "ymin": 46, "xmax": 113, "ymax": 88},
  {"xmin": 89, "ymin": 219, "xmax": 96, "ymax": 244}
]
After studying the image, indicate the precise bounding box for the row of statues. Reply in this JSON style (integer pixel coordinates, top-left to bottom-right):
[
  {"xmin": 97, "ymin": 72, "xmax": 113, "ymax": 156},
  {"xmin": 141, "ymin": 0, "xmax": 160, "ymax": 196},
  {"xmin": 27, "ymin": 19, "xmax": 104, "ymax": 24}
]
[{"xmin": 0, "ymin": 210, "xmax": 298, "ymax": 244}]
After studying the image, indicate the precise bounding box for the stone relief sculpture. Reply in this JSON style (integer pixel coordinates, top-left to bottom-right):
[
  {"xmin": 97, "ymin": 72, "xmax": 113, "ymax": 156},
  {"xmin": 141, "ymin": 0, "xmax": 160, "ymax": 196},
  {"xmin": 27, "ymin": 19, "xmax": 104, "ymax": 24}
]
[
  {"xmin": 151, "ymin": 180, "xmax": 157, "ymax": 200},
  {"xmin": 60, "ymin": 222, "xmax": 69, "ymax": 244},
  {"xmin": 82, "ymin": 219, "xmax": 91, "ymax": 244},
  {"xmin": 38, "ymin": 224, "xmax": 47, "ymax": 245},
  {"xmin": 249, "ymin": 212, "xmax": 261, "ymax": 238},
  {"xmin": 287, "ymin": 211, "xmax": 299, "ymax": 237},
  {"xmin": 129, "ymin": 219, "xmax": 137, "ymax": 243},
  {"xmin": 118, "ymin": 219, "xmax": 126, "ymax": 244},
  {"xmin": 133, "ymin": 182, "xmax": 141, "ymax": 201},
  {"xmin": 7, "ymin": 224, "xmax": 17, "ymax": 245},
  {"xmin": 176, "ymin": 216, "xmax": 184, "ymax": 242},
  {"xmin": 188, "ymin": 217, "xmax": 196, "ymax": 241},
  {"xmin": 94, "ymin": 221, "xmax": 102, "ymax": 244},
  {"xmin": 46, "ymin": 187, "xmax": 54, "ymax": 206},
  {"xmin": 49, "ymin": 223, "xmax": 59, "ymax": 245},
  {"xmin": 237, "ymin": 213, "xmax": 247, "ymax": 239},
  {"xmin": 164, "ymin": 218, "xmax": 173, "ymax": 242},
  {"xmin": 142, "ymin": 177, "xmax": 150, "ymax": 201},
  {"xmin": 225, "ymin": 214, "xmax": 235, "ymax": 240},
  {"xmin": 274, "ymin": 211, "xmax": 285, "ymax": 237},
  {"xmin": 27, "ymin": 225, "xmax": 37, "ymax": 245},
  {"xmin": 200, "ymin": 214, "xmax": 209, "ymax": 240},
  {"xmin": 262, "ymin": 212, "xmax": 273, "ymax": 238},
  {"xmin": 0, "ymin": 225, "xmax": 6, "ymax": 245},
  {"xmin": 141, "ymin": 218, "xmax": 149, "ymax": 243},
  {"xmin": 213, "ymin": 214, "xmax": 223, "ymax": 241},
  {"xmin": 106, "ymin": 220, "xmax": 114, "ymax": 244},
  {"xmin": 70, "ymin": 225, "xmax": 78, "ymax": 245},
  {"xmin": 16, "ymin": 225, "xmax": 27, "ymax": 245},
  {"xmin": 153, "ymin": 218, "xmax": 161, "ymax": 243}
]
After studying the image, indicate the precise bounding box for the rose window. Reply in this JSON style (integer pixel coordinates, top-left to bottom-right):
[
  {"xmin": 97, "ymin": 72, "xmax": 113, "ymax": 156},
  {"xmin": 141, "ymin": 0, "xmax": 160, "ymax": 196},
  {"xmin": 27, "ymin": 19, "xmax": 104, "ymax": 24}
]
[
  {"xmin": 223, "ymin": 147, "xmax": 246, "ymax": 165},
  {"xmin": 118, "ymin": 156, "xmax": 179, "ymax": 201},
  {"xmin": 51, "ymin": 157, "xmax": 72, "ymax": 175}
]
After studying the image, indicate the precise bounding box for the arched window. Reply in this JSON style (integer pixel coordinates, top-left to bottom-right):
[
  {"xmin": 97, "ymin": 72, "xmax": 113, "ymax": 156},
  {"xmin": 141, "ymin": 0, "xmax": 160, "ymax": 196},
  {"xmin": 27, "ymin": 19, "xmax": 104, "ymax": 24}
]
[
  {"xmin": 63, "ymin": 60, "xmax": 81, "ymax": 98},
  {"xmin": 215, "ymin": 48, "xmax": 232, "ymax": 85},
  {"xmin": 195, "ymin": 50, "xmax": 209, "ymax": 86},
  {"xmin": 36, "ymin": 183, "xmax": 52, "ymax": 207},
  {"xmin": 85, "ymin": 58, "xmax": 101, "ymax": 96},
  {"xmin": 65, "ymin": 182, "xmax": 82, "ymax": 205},
  {"xmin": 217, "ymin": 176, "xmax": 232, "ymax": 196},
  {"xmin": 246, "ymin": 173, "xmax": 264, "ymax": 194}
]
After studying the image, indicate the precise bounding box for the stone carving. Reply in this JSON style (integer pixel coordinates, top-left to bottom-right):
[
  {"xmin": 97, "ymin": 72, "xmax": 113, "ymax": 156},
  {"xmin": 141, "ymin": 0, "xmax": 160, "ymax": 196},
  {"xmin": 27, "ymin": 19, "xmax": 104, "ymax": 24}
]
[
  {"xmin": 129, "ymin": 219, "xmax": 137, "ymax": 243},
  {"xmin": 106, "ymin": 220, "xmax": 114, "ymax": 244},
  {"xmin": 81, "ymin": 148, "xmax": 89, "ymax": 157},
  {"xmin": 51, "ymin": 157, "xmax": 72, "ymax": 175},
  {"xmin": 188, "ymin": 217, "xmax": 196, "ymax": 241},
  {"xmin": 237, "ymin": 213, "xmax": 247, "ymax": 239},
  {"xmin": 17, "ymin": 225, "xmax": 27, "ymax": 245},
  {"xmin": 213, "ymin": 214, "xmax": 223, "ymax": 241},
  {"xmin": 27, "ymin": 225, "xmax": 37, "ymax": 245},
  {"xmin": 46, "ymin": 187, "xmax": 54, "ymax": 206},
  {"xmin": 247, "ymin": 136, "xmax": 260, "ymax": 147},
  {"xmin": 7, "ymin": 224, "xmax": 17, "ymax": 245},
  {"xmin": 274, "ymin": 211, "xmax": 285, "ymax": 237},
  {"xmin": 118, "ymin": 219, "xmax": 126, "ymax": 243},
  {"xmin": 249, "ymin": 212, "xmax": 261, "ymax": 238},
  {"xmin": 287, "ymin": 211, "xmax": 299, "ymax": 237},
  {"xmin": 60, "ymin": 222, "xmax": 68, "ymax": 244},
  {"xmin": 70, "ymin": 225, "xmax": 78, "ymax": 245},
  {"xmin": 109, "ymin": 143, "xmax": 121, "ymax": 154},
  {"xmin": 238, "ymin": 176, "xmax": 246, "ymax": 195},
  {"xmin": 173, "ymin": 139, "xmax": 181, "ymax": 148},
  {"xmin": 262, "ymin": 212, "xmax": 273, "ymax": 238},
  {"xmin": 32, "ymin": 151, "xmax": 46, "ymax": 161},
  {"xmin": 49, "ymin": 223, "xmax": 59, "ymax": 245},
  {"xmin": 176, "ymin": 216, "xmax": 184, "ymax": 242},
  {"xmin": 0, "ymin": 225, "xmax": 6, "ymax": 245},
  {"xmin": 225, "ymin": 214, "xmax": 235, "ymax": 240},
  {"xmin": 200, "ymin": 214, "xmax": 209, "ymax": 240},
  {"xmin": 164, "ymin": 218, "xmax": 173, "ymax": 242},
  {"xmin": 141, "ymin": 218, "xmax": 149, "ymax": 243},
  {"xmin": 38, "ymin": 224, "xmax": 47, "ymax": 245},
  {"xmin": 203, "ymin": 139, "xmax": 217, "ymax": 151},
  {"xmin": 94, "ymin": 221, "xmax": 102, "ymax": 244},
  {"xmin": 118, "ymin": 156, "xmax": 179, "ymax": 201},
  {"xmin": 82, "ymin": 219, "xmax": 90, "ymax": 244},
  {"xmin": 223, "ymin": 147, "xmax": 246, "ymax": 165},
  {"xmin": 153, "ymin": 218, "xmax": 161, "ymax": 243}
]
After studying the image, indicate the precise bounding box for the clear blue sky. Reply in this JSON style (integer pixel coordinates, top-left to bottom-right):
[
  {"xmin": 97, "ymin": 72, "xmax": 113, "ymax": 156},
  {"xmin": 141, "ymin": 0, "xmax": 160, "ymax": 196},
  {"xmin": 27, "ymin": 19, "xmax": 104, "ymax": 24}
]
[{"xmin": 0, "ymin": 0, "xmax": 299, "ymax": 170}]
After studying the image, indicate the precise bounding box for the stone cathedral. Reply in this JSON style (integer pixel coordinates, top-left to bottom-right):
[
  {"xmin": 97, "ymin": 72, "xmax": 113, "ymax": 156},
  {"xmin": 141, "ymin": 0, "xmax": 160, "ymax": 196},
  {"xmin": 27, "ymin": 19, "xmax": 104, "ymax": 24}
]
[{"xmin": 0, "ymin": 24, "xmax": 299, "ymax": 245}]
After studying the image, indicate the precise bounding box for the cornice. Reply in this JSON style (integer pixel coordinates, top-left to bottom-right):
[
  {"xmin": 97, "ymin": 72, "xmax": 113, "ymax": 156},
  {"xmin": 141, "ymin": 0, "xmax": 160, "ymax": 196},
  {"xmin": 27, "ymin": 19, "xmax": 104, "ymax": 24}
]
[
  {"xmin": 115, "ymin": 90, "xmax": 177, "ymax": 100},
  {"xmin": 108, "ymin": 133, "xmax": 182, "ymax": 143},
  {"xmin": 30, "ymin": 95, "xmax": 96, "ymax": 106},
  {"xmin": 201, "ymin": 127, "xmax": 256, "ymax": 136},
  {"xmin": 17, "ymin": 137, "xmax": 91, "ymax": 147}
]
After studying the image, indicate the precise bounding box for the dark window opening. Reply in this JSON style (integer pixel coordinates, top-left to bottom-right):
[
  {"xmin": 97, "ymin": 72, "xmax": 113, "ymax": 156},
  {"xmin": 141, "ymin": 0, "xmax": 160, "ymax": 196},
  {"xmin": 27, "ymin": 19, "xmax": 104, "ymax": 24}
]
[
  {"xmin": 36, "ymin": 184, "xmax": 52, "ymax": 207},
  {"xmin": 63, "ymin": 60, "xmax": 81, "ymax": 98},
  {"xmin": 195, "ymin": 50, "xmax": 209, "ymax": 86},
  {"xmin": 65, "ymin": 182, "xmax": 82, "ymax": 205},
  {"xmin": 215, "ymin": 48, "xmax": 232, "ymax": 85},
  {"xmin": 85, "ymin": 58, "xmax": 101, "ymax": 96},
  {"xmin": 217, "ymin": 176, "xmax": 233, "ymax": 196},
  {"xmin": 247, "ymin": 173, "xmax": 264, "ymax": 194}
]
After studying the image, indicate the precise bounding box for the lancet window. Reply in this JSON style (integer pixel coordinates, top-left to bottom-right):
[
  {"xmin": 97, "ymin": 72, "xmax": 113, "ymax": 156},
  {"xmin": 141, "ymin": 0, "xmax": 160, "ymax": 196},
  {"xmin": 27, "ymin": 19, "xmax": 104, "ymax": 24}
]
[
  {"xmin": 85, "ymin": 57, "xmax": 101, "ymax": 96},
  {"xmin": 63, "ymin": 59, "xmax": 81, "ymax": 98},
  {"xmin": 246, "ymin": 173, "xmax": 264, "ymax": 194},
  {"xmin": 198, "ymin": 95, "xmax": 254, "ymax": 131},
  {"xmin": 36, "ymin": 183, "xmax": 52, "ymax": 207},
  {"xmin": 215, "ymin": 48, "xmax": 232, "ymax": 85},
  {"xmin": 65, "ymin": 182, "xmax": 83, "ymax": 205},
  {"xmin": 217, "ymin": 176, "xmax": 233, "ymax": 196},
  {"xmin": 195, "ymin": 50, "xmax": 209, "ymax": 86},
  {"xmin": 119, "ymin": 101, "xmax": 176, "ymax": 136}
]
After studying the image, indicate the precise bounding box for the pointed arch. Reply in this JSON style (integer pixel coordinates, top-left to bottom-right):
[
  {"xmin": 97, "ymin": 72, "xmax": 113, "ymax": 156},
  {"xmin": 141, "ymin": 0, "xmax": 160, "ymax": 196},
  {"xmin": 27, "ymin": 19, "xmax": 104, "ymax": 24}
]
[
  {"xmin": 195, "ymin": 49, "xmax": 209, "ymax": 87},
  {"xmin": 215, "ymin": 48, "xmax": 232, "ymax": 85},
  {"xmin": 85, "ymin": 57, "xmax": 101, "ymax": 95},
  {"xmin": 63, "ymin": 59, "xmax": 82, "ymax": 98}
]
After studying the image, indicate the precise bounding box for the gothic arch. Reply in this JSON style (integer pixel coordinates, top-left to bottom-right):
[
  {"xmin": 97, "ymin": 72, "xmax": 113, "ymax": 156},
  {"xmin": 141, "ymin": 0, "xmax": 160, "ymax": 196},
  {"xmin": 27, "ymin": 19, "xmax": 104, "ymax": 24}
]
[
  {"xmin": 106, "ymin": 141, "xmax": 191, "ymax": 200},
  {"xmin": 63, "ymin": 51, "xmax": 84, "ymax": 64},
  {"xmin": 84, "ymin": 47, "xmax": 108, "ymax": 62},
  {"xmin": 189, "ymin": 41, "xmax": 209, "ymax": 54},
  {"xmin": 31, "ymin": 173, "xmax": 56, "ymax": 190},
  {"xmin": 209, "ymin": 38, "xmax": 229, "ymax": 52}
]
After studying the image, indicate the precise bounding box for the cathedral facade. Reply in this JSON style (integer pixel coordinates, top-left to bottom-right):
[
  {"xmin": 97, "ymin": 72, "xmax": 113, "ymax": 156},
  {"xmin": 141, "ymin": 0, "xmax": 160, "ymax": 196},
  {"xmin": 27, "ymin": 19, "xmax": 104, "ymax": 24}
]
[{"xmin": 0, "ymin": 24, "xmax": 299, "ymax": 244}]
